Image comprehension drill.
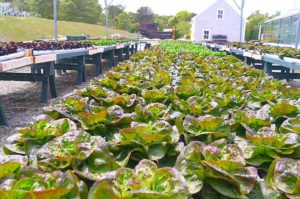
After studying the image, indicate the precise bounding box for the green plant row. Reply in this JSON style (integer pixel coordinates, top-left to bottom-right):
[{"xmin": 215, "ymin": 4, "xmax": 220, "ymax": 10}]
[
  {"xmin": 1, "ymin": 43, "xmax": 300, "ymax": 198},
  {"xmin": 161, "ymin": 40, "xmax": 226, "ymax": 56},
  {"xmin": 84, "ymin": 39, "xmax": 136, "ymax": 46},
  {"xmin": 229, "ymin": 42, "xmax": 300, "ymax": 59}
]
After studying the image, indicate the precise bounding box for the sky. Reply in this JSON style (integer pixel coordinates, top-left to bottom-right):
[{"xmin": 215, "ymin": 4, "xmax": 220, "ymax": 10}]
[{"xmin": 99, "ymin": 0, "xmax": 299, "ymax": 17}]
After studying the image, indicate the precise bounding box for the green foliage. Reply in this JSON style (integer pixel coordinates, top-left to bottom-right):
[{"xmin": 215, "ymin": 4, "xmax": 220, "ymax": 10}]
[
  {"xmin": 176, "ymin": 140, "xmax": 258, "ymax": 197},
  {"xmin": 160, "ymin": 41, "xmax": 225, "ymax": 56},
  {"xmin": 154, "ymin": 15, "xmax": 173, "ymax": 30},
  {"xmin": 245, "ymin": 11, "xmax": 269, "ymax": 41},
  {"xmin": 230, "ymin": 42, "xmax": 300, "ymax": 59},
  {"xmin": 88, "ymin": 160, "xmax": 188, "ymax": 199},
  {"xmin": 136, "ymin": 6, "xmax": 154, "ymax": 22},
  {"xmin": 84, "ymin": 38, "xmax": 135, "ymax": 46},
  {"xmin": 116, "ymin": 12, "xmax": 139, "ymax": 33},
  {"xmin": 172, "ymin": 11, "xmax": 196, "ymax": 38},
  {"xmin": 107, "ymin": 4, "xmax": 125, "ymax": 27},
  {"xmin": 3, "ymin": 42, "xmax": 300, "ymax": 198},
  {"xmin": 28, "ymin": 0, "xmax": 53, "ymax": 19},
  {"xmin": 59, "ymin": 0, "xmax": 102, "ymax": 24},
  {"xmin": 175, "ymin": 21, "xmax": 191, "ymax": 39},
  {"xmin": 12, "ymin": 0, "xmax": 30, "ymax": 12}
]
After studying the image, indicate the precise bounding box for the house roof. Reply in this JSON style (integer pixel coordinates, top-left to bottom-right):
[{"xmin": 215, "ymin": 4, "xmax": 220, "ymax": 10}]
[
  {"xmin": 191, "ymin": 0, "xmax": 242, "ymax": 22},
  {"xmin": 263, "ymin": 8, "xmax": 300, "ymax": 24}
]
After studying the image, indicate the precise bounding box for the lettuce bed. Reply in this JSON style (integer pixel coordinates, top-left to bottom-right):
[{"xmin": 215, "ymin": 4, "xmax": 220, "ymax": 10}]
[
  {"xmin": 229, "ymin": 42, "xmax": 300, "ymax": 59},
  {"xmin": 1, "ymin": 42, "xmax": 300, "ymax": 198}
]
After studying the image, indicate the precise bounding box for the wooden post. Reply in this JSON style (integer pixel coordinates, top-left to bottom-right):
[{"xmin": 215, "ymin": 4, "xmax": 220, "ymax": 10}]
[
  {"xmin": 93, "ymin": 53, "xmax": 102, "ymax": 76},
  {"xmin": 0, "ymin": 97, "xmax": 7, "ymax": 126},
  {"xmin": 263, "ymin": 62, "xmax": 272, "ymax": 74}
]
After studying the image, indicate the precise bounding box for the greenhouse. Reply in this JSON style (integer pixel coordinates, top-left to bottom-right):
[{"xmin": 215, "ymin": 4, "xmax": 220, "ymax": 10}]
[{"xmin": 260, "ymin": 9, "xmax": 300, "ymax": 47}]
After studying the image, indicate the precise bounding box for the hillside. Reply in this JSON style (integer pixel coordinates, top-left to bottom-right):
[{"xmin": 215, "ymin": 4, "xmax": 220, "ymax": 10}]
[{"xmin": 0, "ymin": 17, "xmax": 133, "ymax": 41}]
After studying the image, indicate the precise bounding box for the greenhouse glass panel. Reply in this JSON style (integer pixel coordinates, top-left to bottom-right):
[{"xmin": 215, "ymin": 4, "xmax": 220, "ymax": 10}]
[{"xmin": 261, "ymin": 14, "xmax": 300, "ymax": 46}]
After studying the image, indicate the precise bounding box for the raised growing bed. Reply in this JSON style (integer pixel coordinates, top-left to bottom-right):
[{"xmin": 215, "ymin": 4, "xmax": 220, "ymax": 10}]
[
  {"xmin": 0, "ymin": 42, "xmax": 138, "ymax": 126},
  {"xmin": 206, "ymin": 42, "xmax": 300, "ymax": 80},
  {"xmin": 1, "ymin": 41, "xmax": 300, "ymax": 198}
]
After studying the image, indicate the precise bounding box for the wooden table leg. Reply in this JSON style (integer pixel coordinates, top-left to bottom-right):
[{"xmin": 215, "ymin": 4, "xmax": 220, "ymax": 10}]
[
  {"xmin": 76, "ymin": 56, "xmax": 86, "ymax": 84},
  {"xmin": 117, "ymin": 49, "xmax": 122, "ymax": 63},
  {"xmin": 110, "ymin": 50, "xmax": 115, "ymax": 68},
  {"xmin": 125, "ymin": 46, "xmax": 130, "ymax": 60},
  {"xmin": 130, "ymin": 45, "xmax": 134, "ymax": 56},
  {"xmin": 0, "ymin": 97, "xmax": 7, "ymax": 126},
  {"xmin": 41, "ymin": 63, "xmax": 52, "ymax": 103},
  {"xmin": 263, "ymin": 62, "xmax": 272, "ymax": 74},
  {"xmin": 48, "ymin": 62, "xmax": 57, "ymax": 98},
  {"xmin": 41, "ymin": 77, "xmax": 49, "ymax": 103},
  {"xmin": 244, "ymin": 57, "xmax": 252, "ymax": 65},
  {"xmin": 93, "ymin": 54, "xmax": 102, "ymax": 76}
]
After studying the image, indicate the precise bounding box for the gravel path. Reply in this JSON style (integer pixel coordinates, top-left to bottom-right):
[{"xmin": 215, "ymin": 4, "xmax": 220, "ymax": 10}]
[{"xmin": 0, "ymin": 60, "xmax": 114, "ymax": 143}]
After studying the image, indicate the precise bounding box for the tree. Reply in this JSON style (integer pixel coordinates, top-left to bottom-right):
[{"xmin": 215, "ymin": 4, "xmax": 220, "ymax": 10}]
[
  {"xmin": 107, "ymin": 4, "xmax": 125, "ymax": 27},
  {"xmin": 59, "ymin": 0, "xmax": 102, "ymax": 24},
  {"xmin": 116, "ymin": 12, "xmax": 129, "ymax": 31},
  {"xmin": 154, "ymin": 15, "xmax": 172, "ymax": 30},
  {"xmin": 175, "ymin": 21, "xmax": 191, "ymax": 38},
  {"xmin": 175, "ymin": 11, "xmax": 195, "ymax": 22},
  {"xmin": 12, "ymin": 0, "xmax": 30, "ymax": 12},
  {"xmin": 116, "ymin": 12, "xmax": 139, "ymax": 32},
  {"xmin": 172, "ymin": 11, "xmax": 195, "ymax": 38},
  {"xmin": 245, "ymin": 11, "xmax": 269, "ymax": 41},
  {"xmin": 136, "ymin": 6, "xmax": 154, "ymax": 22},
  {"xmin": 28, "ymin": 0, "xmax": 54, "ymax": 18}
]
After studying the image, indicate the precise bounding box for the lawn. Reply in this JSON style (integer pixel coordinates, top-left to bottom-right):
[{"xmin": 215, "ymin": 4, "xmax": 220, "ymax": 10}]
[{"xmin": 0, "ymin": 16, "xmax": 133, "ymax": 41}]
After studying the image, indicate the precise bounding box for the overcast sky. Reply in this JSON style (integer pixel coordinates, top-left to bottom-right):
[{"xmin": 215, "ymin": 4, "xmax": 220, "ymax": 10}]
[{"xmin": 99, "ymin": 0, "xmax": 299, "ymax": 17}]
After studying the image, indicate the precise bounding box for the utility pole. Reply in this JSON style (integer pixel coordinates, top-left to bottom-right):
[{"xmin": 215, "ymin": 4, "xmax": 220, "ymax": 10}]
[
  {"xmin": 233, "ymin": 0, "xmax": 246, "ymax": 42},
  {"xmin": 295, "ymin": 10, "xmax": 300, "ymax": 49},
  {"xmin": 104, "ymin": 0, "xmax": 114, "ymax": 39},
  {"xmin": 53, "ymin": 0, "xmax": 58, "ymax": 41}
]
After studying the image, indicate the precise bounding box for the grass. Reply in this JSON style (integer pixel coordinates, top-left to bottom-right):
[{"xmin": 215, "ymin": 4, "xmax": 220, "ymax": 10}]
[{"xmin": 0, "ymin": 16, "xmax": 133, "ymax": 41}]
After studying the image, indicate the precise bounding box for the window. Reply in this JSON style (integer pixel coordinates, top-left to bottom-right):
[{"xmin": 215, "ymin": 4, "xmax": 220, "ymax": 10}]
[
  {"xmin": 217, "ymin": 9, "xmax": 224, "ymax": 19},
  {"xmin": 203, "ymin": 30, "xmax": 210, "ymax": 40}
]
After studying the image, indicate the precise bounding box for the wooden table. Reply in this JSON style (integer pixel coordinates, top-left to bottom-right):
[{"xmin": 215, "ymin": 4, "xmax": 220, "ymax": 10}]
[
  {"xmin": 0, "ymin": 43, "xmax": 140, "ymax": 126},
  {"xmin": 87, "ymin": 47, "xmax": 104, "ymax": 76},
  {"xmin": 37, "ymin": 49, "xmax": 88, "ymax": 85},
  {"xmin": 204, "ymin": 42, "xmax": 300, "ymax": 80},
  {"xmin": 0, "ymin": 53, "xmax": 57, "ymax": 125},
  {"xmin": 262, "ymin": 54, "xmax": 300, "ymax": 79},
  {"xmin": 115, "ymin": 44, "xmax": 125, "ymax": 64},
  {"xmin": 102, "ymin": 46, "xmax": 116, "ymax": 68}
]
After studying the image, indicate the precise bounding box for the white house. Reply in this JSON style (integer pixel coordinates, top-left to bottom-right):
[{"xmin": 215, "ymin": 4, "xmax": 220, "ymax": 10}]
[{"xmin": 191, "ymin": 0, "xmax": 246, "ymax": 42}]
